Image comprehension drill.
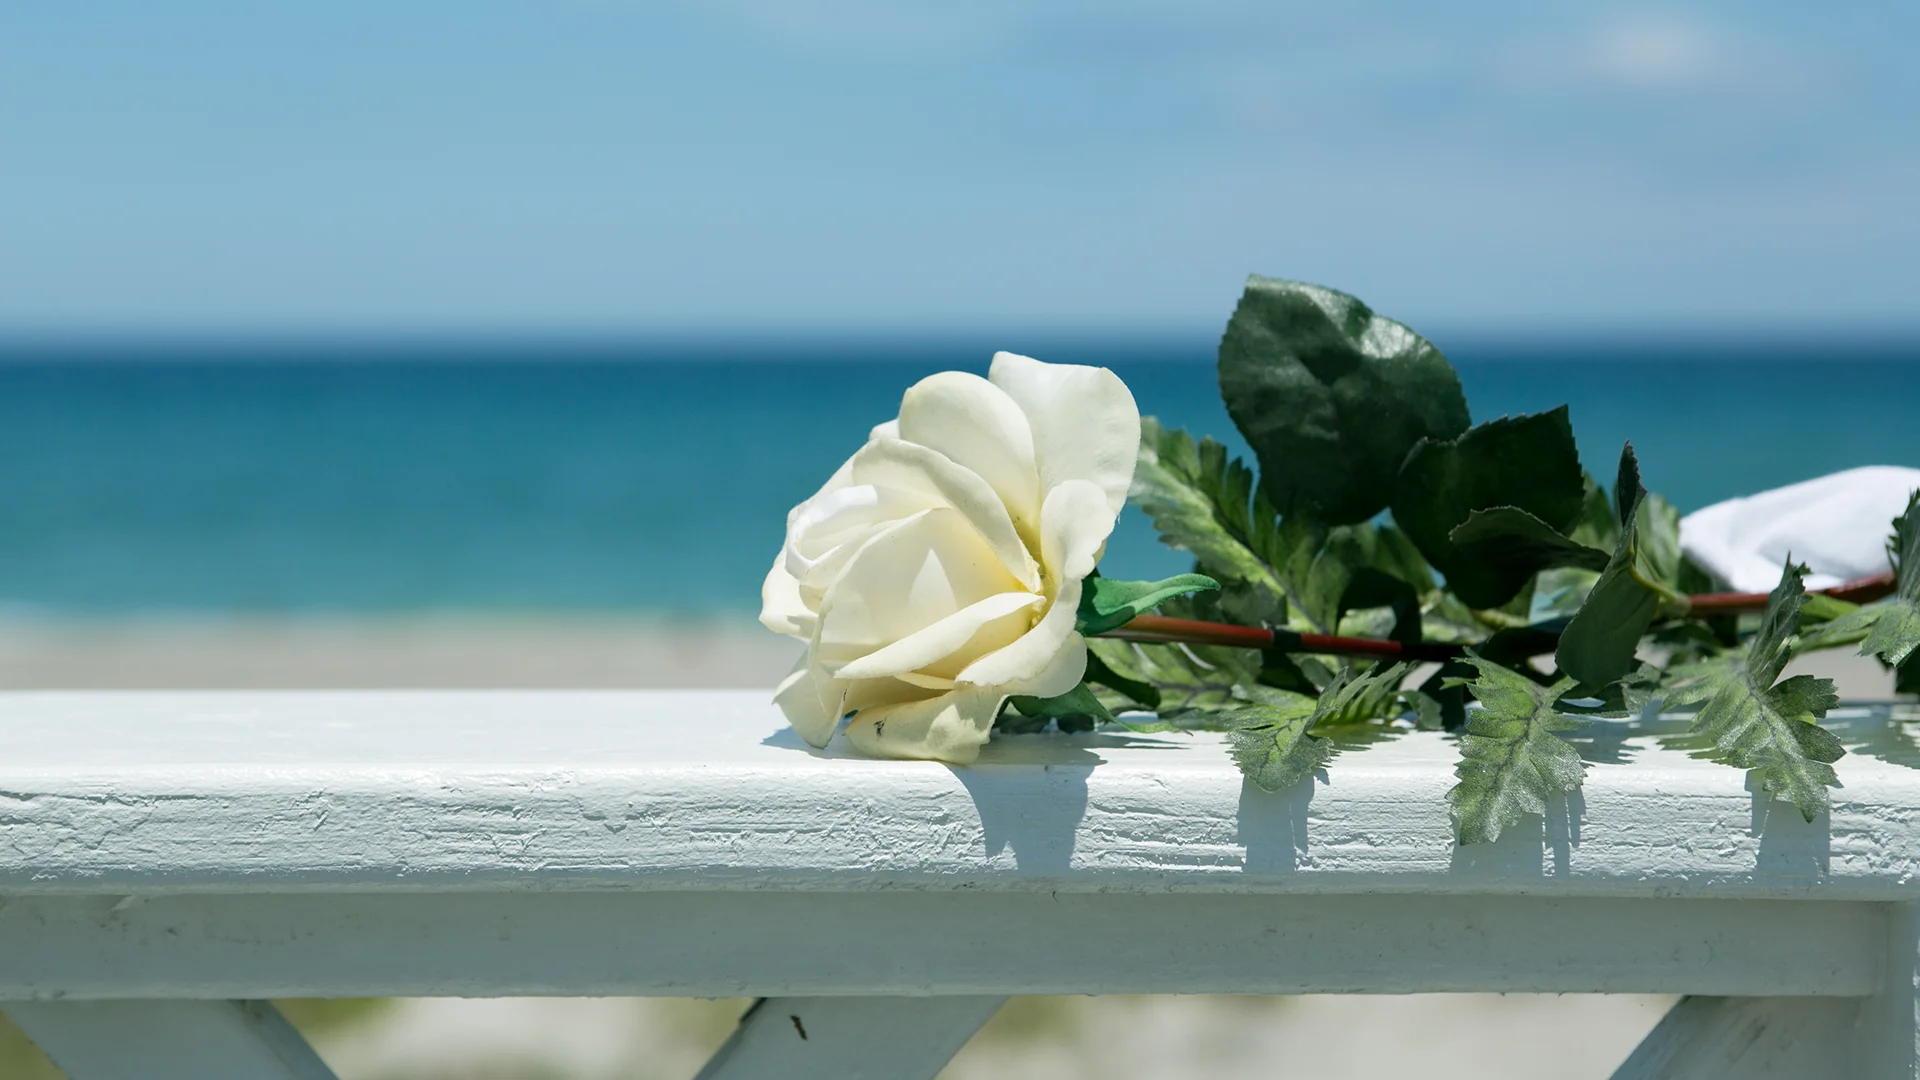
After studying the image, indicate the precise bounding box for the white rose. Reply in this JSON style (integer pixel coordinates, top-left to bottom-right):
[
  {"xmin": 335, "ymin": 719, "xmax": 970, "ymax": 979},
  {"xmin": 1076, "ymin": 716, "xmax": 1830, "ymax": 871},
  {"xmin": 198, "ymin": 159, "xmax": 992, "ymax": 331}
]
[{"xmin": 760, "ymin": 351, "xmax": 1141, "ymax": 763}]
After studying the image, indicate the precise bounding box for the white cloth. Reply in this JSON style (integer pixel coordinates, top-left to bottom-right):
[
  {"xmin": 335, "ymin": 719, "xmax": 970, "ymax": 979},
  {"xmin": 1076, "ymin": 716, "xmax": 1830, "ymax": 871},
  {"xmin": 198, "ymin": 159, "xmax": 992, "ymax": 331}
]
[{"xmin": 1679, "ymin": 465, "xmax": 1920, "ymax": 593}]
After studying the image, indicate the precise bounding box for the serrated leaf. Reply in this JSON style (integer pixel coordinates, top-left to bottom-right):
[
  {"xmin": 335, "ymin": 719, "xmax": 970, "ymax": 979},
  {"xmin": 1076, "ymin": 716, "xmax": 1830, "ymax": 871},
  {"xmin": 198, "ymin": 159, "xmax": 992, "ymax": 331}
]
[
  {"xmin": 1446, "ymin": 656, "xmax": 1586, "ymax": 845},
  {"xmin": 1449, "ymin": 506, "xmax": 1610, "ymax": 577},
  {"xmin": 1130, "ymin": 418, "xmax": 1287, "ymax": 621},
  {"xmin": 1218, "ymin": 275, "xmax": 1470, "ymax": 525},
  {"xmin": 1663, "ymin": 563, "xmax": 1845, "ymax": 822},
  {"xmin": 1084, "ymin": 636, "xmax": 1263, "ymax": 714},
  {"xmin": 1228, "ymin": 663, "xmax": 1411, "ymax": 792},
  {"xmin": 1393, "ymin": 408, "xmax": 1587, "ymax": 608},
  {"xmin": 1860, "ymin": 490, "xmax": 1920, "ymax": 668},
  {"xmin": 1555, "ymin": 444, "xmax": 1685, "ymax": 687},
  {"xmin": 1129, "ymin": 419, "xmax": 1388, "ymax": 636},
  {"xmin": 1223, "ymin": 700, "xmax": 1327, "ymax": 791},
  {"xmin": 1076, "ymin": 572, "xmax": 1221, "ymax": 636}
]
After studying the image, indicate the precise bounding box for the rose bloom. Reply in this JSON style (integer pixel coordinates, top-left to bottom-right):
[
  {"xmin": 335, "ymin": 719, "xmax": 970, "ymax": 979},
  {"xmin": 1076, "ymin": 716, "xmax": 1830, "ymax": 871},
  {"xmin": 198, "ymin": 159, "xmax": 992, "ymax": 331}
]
[{"xmin": 760, "ymin": 352, "xmax": 1140, "ymax": 763}]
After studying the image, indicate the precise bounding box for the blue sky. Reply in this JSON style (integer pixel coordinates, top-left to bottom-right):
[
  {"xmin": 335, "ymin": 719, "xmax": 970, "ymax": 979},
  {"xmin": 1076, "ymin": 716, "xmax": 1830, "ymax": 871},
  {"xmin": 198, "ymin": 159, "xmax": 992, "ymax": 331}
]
[{"xmin": 3, "ymin": 2, "xmax": 1915, "ymax": 335}]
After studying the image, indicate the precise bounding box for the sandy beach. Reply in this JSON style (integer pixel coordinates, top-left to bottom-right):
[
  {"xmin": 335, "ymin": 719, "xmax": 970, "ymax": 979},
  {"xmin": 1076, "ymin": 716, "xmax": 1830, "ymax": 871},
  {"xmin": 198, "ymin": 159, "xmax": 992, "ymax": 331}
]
[
  {"xmin": 0, "ymin": 616, "xmax": 1901, "ymax": 1079},
  {"xmin": 0, "ymin": 615, "xmax": 800, "ymax": 690},
  {"xmin": 0, "ymin": 614, "xmax": 1895, "ymax": 696}
]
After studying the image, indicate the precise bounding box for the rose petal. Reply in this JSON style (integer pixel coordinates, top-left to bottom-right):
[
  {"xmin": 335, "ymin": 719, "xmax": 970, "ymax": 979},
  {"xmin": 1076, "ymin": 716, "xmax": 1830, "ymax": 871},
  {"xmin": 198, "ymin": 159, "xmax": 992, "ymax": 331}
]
[
  {"xmin": 773, "ymin": 658, "xmax": 845, "ymax": 748},
  {"xmin": 843, "ymin": 677, "xmax": 944, "ymax": 711},
  {"xmin": 954, "ymin": 480, "xmax": 1113, "ymax": 688},
  {"xmin": 760, "ymin": 438, "xmax": 871, "ymax": 637},
  {"xmin": 1003, "ymin": 622, "xmax": 1087, "ymax": 698},
  {"xmin": 956, "ymin": 573, "xmax": 1086, "ymax": 690},
  {"xmin": 896, "ymin": 371, "xmax": 1042, "ymax": 540},
  {"xmin": 784, "ymin": 483, "xmax": 934, "ymax": 581},
  {"xmin": 1037, "ymin": 478, "xmax": 1115, "ymax": 583},
  {"xmin": 831, "ymin": 590, "xmax": 1042, "ymax": 680},
  {"xmin": 813, "ymin": 507, "xmax": 1025, "ymax": 670},
  {"xmin": 989, "ymin": 352, "xmax": 1140, "ymax": 518},
  {"xmin": 850, "ymin": 437, "xmax": 1039, "ymax": 589},
  {"xmin": 759, "ymin": 557, "xmax": 815, "ymax": 638},
  {"xmin": 842, "ymin": 687, "xmax": 1006, "ymax": 763}
]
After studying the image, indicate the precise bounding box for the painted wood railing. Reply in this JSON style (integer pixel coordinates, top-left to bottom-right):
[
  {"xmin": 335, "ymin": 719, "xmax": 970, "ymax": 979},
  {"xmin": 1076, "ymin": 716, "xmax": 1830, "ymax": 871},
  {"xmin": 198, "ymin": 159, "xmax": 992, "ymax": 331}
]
[{"xmin": 2, "ymin": 690, "xmax": 1917, "ymax": 1078}]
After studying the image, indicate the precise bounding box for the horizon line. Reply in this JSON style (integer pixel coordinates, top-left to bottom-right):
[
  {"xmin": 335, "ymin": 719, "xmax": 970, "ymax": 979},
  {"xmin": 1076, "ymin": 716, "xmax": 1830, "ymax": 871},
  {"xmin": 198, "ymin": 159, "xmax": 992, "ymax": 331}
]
[{"xmin": 2, "ymin": 324, "xmax": 1919, "ymax": 363}]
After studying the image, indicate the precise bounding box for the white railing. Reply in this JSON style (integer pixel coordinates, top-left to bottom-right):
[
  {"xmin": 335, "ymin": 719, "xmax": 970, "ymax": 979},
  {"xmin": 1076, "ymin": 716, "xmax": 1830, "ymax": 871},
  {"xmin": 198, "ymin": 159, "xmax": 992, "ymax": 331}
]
[{"xmin": 1, "ymin": 690, "xmax": 1916, "ymax": 1078}]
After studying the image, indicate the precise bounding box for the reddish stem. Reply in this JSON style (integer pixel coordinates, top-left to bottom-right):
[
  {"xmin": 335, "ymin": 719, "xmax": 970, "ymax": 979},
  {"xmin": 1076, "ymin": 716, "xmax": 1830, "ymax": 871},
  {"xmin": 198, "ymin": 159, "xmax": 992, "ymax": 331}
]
[
  {"xmin": 1688, "ymin": 570, "xmax": 1896, "ymax": 614},
  {"xmin": 1102, "ymin": 614, "xmax": 1464, "ymax": 662},
  {"xmin": 1096, "ymin": 570, "xmax": 1900, "ymax": 659}
]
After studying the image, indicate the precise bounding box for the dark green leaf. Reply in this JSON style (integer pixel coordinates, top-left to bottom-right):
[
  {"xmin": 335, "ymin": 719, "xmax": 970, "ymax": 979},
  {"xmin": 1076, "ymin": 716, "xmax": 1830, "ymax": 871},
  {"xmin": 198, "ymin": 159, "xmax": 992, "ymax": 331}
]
[
  {"xmin": 1447, "ymin": 657, "xmax": 1586, "ymax": 845},
  {"xmin": 1129, "ymin": 417, "xmax": 1408, "ymax": 636},
  {"xmin": 1218, "ymin": 276, "xmax": 1469, "ymax": 525},
  {"xmin": 1662, "ymin": 563, "xmax": 1845, "ymax": 822},
  {"xmin": 1449, "ymin": 506, "xmax": 1610, "ymax": 577},
  {"xmin": 1076, "ymin": 572, "xmax": 1220, "ymax": 636},
  {"xmin": 1008, "ymin": 682, "xmax": 1116, "ymax": 725},
  {"xmin": 1370, "ymin": 523, "xmax": 1438, "ymax": 594},
  {"xmin": 1861, "ymin": 490, "xmax": 1920, "ymax": 668},
  {"xmin": 1569, "ymin": 473, "xmax": 1620, "ymax": 551},
  {"xmin": 1392, "ymin": 408, "xmax": 1587, "ymax": 608},
  {"xmin": 1555, "ymin": 445, "xmax": 1684, "ymax": 687}
]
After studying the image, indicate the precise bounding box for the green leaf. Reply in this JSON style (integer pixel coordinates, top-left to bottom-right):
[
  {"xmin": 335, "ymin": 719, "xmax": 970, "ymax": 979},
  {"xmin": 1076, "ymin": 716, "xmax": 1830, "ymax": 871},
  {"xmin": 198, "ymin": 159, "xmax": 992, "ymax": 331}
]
[
  {"xmin": 1446, "ymin": 656, "xmax": 1586, "ymax": 845},
  {"xmin": 1795, "ymin": 599, "xmax": 1875, "ymax": 653},
  {"xmin": 1861, "ymin": 490, "xmax": 1920, "ymax": 668},
  {"xmin": 1082, "ymin": 645, "xmax": 1161, "ymax": 712},
  {"xmin": 1076, "ymin": 573, "xmax": 1220, "ymax": 636},
  {"xmin": 1635, "ymin": 492, "xmax": 1685, "ymax": 591},
  {"xmin": 1227, "ymin": 663, "xmax": 1412, "ymax": 792},
  {"xmin": 1129, "ymin": 419, "xmax": 1384, "ymax": 636},
  {"xmin": 1008, "ymin": 681, "xmax": 1116, "ymax": 726},
  {"xmin": 1555, "ymin": 444, "xmax": 1685, "ymax": 687},
  {"xmin": 1568, "ymin": 472, "xmax": 1620, "ymax": 551},
  {"xmin": 1218, "ymin": 275, "xmax": 1470, "ymax": 525},
  {"xmin": 1392, "ymin": 408, "xmax": 1588, "ymax": 608},
  {"xmin": 1449, "ymin": 506, "xmax": 1610, "ymax": 577},
  {"xmin": 1222, "ymin": 699, "xmax": 1327, "ymax": 791},
  {"xmin": 1084, "ymin": 636, "xmax": 1263, "ymax": 714},
  {"xmin": 1130, "ymin": 418, "xmax": 1287, "ymax": 621},
  {"xmin": 1663, "ymin": 563, "xmax": 1845, "ymax": 822}
]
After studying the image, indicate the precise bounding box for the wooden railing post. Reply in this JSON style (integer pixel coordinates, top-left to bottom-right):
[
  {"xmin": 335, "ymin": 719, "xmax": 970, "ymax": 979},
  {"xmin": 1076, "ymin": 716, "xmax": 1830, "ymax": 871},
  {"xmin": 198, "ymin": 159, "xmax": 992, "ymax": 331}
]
[{"xmin": 2, "ymin": 1000, "xmax": 336, "ymax": 1080}]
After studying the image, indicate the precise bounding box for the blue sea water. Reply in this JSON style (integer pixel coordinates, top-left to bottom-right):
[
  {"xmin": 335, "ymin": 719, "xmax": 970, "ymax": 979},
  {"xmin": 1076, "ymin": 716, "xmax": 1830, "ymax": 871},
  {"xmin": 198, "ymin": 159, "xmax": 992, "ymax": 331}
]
[{"xmin": 1, "ymin": 338, "xmax": 1916, "ymax": 616}]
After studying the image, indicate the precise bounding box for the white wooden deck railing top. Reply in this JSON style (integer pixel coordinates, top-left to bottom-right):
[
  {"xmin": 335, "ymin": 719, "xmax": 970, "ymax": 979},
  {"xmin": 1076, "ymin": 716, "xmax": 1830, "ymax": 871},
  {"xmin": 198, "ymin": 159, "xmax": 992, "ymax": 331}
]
[{"xmin": 1, "ymin": 690, "xmax": 1917, "ymax": 1078}]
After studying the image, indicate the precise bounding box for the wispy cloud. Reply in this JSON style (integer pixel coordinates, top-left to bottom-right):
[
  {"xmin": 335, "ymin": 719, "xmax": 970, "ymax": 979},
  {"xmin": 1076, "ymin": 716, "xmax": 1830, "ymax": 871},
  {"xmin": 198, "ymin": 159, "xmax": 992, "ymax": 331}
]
[
  {"xmin": 1585, "ymin": 13, "xmax": 1730, "ymax": 89},
  {"xmin": 1497, "ymin": 11, "xmax": 1811, "ymax": 97}
]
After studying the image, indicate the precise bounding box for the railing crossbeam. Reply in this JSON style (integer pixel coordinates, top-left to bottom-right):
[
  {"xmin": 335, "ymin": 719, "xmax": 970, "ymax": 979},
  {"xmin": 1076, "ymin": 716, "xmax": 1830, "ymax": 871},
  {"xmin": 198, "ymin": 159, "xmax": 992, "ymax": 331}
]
[
  {"xmin": 694, "ymin": 996, "xmax": 1005, "ymax": 1080},
  {"xmin": 2, "ymin": 999, "xmax": 336, "ymax": 1080}
]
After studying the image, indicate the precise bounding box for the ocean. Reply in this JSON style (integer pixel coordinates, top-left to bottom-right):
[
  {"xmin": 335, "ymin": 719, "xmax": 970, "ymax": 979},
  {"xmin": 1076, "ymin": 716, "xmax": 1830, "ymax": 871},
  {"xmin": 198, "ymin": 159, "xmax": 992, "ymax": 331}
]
[{"xmin": 2, "ymin": 338, "xmax": 1916, "ymax": 616}]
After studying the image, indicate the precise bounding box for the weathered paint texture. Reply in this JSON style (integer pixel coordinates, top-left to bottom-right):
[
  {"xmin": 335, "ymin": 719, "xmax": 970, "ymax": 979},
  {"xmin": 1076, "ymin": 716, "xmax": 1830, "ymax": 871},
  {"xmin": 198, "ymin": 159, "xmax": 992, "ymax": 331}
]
[{"xmin": 0, "ymin": 692, "xmax": 1912, "ymax": 898}]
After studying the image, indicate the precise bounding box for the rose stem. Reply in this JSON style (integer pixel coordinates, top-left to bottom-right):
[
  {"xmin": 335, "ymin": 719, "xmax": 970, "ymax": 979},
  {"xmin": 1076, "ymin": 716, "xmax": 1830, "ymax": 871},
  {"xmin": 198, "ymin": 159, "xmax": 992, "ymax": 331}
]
[
  {"xmin": 1686, "ymin": 569, "xmax": 1895, "ymax": 613},
  {"xmin": 1094, "ymin": 570, "xmax": 1898, "ymax": 659}
]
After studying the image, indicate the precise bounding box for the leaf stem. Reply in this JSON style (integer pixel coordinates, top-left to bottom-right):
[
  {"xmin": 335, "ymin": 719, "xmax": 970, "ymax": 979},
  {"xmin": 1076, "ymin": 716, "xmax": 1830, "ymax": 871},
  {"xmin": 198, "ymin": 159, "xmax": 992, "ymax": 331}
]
[
  {"xmin": 1096, "ymin": 570, "xmax": 1899, "ymax": 659},
  {"xmin": 1102, "ymin": 614, "xmax": 1464, "ymax": 662},
  {"xmin": 1686, "ymin": 570, "xmax": 1894, "ymax": 614}
]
